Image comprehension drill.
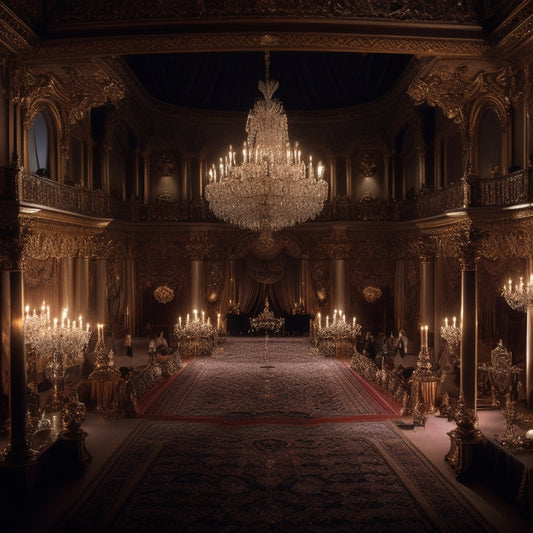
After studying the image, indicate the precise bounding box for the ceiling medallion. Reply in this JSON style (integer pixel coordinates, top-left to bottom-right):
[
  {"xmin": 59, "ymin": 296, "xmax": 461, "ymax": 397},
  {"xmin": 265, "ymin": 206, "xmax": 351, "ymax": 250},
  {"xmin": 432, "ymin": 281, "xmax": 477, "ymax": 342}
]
[
  {"xmin": 153, "ymin": 285, "xmax": 174, "ymax": 304},
  {"xmin": 205, "ymin": 51, "xmax": 328, "ymax": 243}
]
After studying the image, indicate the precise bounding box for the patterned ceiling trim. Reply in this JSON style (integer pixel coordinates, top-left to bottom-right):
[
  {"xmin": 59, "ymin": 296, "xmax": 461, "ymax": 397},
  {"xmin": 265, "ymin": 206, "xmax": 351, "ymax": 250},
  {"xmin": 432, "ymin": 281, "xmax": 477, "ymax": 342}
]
[
  {"xmin": 45, "ymin": 1, "xmax": 481, "ymax": 25},
  {"xmin": 35, "ymin": 31, "xmax": 488, "ymax": 62},
  {"xmin": 488, "ymin": 1, "xmax": 533, "ymax": 54},
  {"xmin": 0, "ymin": 3, "xmax": 38, "ymax": 54}
]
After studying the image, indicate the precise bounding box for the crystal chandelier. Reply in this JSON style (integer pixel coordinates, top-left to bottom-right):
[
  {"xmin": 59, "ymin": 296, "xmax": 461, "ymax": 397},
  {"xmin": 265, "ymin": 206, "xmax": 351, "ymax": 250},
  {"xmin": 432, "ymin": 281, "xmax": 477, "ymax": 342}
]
[
  {"xmin": 205, "ymin": 52, "xmax": 328, "ymax": 238},
  {"xmin": 502, "ymin": 275, "xmax": 533, "ymax": 312}
]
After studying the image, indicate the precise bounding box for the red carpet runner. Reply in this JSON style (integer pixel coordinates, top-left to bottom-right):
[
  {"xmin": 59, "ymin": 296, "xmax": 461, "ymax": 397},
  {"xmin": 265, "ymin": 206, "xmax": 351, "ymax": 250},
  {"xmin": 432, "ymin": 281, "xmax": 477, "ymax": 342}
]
[{"xmin": 138, "ymin": 337, "xmax": 399, "ymax": 425}]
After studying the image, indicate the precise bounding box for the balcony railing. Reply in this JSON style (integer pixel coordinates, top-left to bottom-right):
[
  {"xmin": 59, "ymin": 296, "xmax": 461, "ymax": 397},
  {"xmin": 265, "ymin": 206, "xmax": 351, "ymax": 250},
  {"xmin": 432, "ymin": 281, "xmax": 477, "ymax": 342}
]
[{"xmin": 1, "ymin": 166, "xmax": 532, "ymax": 224}]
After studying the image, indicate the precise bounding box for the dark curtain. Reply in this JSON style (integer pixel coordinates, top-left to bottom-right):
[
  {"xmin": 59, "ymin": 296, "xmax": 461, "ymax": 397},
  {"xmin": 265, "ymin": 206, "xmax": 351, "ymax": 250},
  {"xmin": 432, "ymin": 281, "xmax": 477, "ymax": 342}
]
[{"xmin": 236, "ymin": 253, "xmax": 301, "ymax": 316}]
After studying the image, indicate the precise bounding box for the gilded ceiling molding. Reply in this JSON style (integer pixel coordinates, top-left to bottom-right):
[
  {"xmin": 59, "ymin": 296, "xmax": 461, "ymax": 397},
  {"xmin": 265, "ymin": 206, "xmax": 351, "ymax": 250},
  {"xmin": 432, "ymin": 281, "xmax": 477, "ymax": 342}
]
[
  {"xmin": 36, "ymin": 31, "xmax": 487, "ymax": 62},
  {"xmin": 489, "ymin": 1, "xmax": 533, "ymax": 56},
  {"xmin": 8, "ymin": 61, "xmax": 125, "ymax": 130},
  {"xmin": 46, "ymin": 1, "xmax": 480, "ymax": 24},
  {"xmin": 0, "ymin": 3, "xmax": 38, "ymax": 55}
]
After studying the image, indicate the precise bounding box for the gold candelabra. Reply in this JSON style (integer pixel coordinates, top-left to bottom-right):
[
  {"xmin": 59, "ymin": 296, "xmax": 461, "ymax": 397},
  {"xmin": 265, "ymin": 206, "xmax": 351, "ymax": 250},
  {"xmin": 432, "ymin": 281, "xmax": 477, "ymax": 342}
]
[
  {"xmin": 24, "ymin": 303, "xmax": 91, "ymax": 411},
  {"xmin": 316, "ymin": 310, "xmax": 361, "ymax": 357},
  {"xmin": 174, "ymin": 310, "xmax": 217, "ymax": 357}
]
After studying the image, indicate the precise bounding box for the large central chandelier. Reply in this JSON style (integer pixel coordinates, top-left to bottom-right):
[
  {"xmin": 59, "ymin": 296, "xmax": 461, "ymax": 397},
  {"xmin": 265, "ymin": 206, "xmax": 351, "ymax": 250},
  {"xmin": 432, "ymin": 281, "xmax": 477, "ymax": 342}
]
[{"xmin": 205, "ymin": 52, "xmax": 328, "ymax": 237}]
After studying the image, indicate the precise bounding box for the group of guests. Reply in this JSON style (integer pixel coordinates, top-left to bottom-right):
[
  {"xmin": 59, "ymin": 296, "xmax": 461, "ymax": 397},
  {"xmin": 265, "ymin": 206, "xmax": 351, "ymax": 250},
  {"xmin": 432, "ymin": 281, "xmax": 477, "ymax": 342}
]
[
  {"xmin": 360, "ymin": 329, "xmax": 409, "ymax": 370},
  {"xmin": 126, "ymin": 330, "xmax": 172, "ymax": 363}
]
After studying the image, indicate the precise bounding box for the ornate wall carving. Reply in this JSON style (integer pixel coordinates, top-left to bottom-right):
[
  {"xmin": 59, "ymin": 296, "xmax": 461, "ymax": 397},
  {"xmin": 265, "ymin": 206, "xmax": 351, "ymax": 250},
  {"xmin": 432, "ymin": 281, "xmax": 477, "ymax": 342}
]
[
  {"xmin": 408, "ymin": 62, "xmax": 521, "ymax": 132},
  {"xmin": 45, "ymin": 1, "xmax": 481, "ymax": 24}
]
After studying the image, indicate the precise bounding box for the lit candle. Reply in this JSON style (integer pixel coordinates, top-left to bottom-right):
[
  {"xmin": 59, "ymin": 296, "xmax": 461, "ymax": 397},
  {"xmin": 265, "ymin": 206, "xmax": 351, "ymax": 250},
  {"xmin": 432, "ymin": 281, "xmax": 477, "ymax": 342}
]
[
  {"xmin": 424, "ymin": 325, "xmax": 428, "ymax": 348},
  {"xmin": 326, "ymin": 316, "xmax": 329, "ymax": 327},
  {"xmin": 453, "ymin": 316, "xmax": 456, "ymax": 328},
  {"xmin": 343, "ymin": 314, "xmax": 346, "ymax": 323},
  {"xmin": 202, "ymin": 311, "xmax": 205, "ymax": 323},
  {"xmin": 179, "ymin": 316, "xmax": 182, "ymax": 327},
  {"xmin": 193, "ymin": 309, "xmax": 198, "ymax": 321},
  {"xmin": 186, "ymin": 313, "xmax": 190, "ymax": 324},
  {"xmin": 25, "ymin": 305, "xmax": 29, "ymax": 317},
  {"xmin": 54, "ymin": 318, "xmax": 58, "ymax": 329},
  {"xmin": 217, "ymin": 313, "xmax": 221, "ymax": 330},
  {"xmin": 445, "ymin": 317, "xmax": 448, "ymax": 328},
  {"xmin": 353, "ymin": 317, "xmax": 355, "ymax": 326},
  {"xmin": 420, "ymin": 326, "xmax": 424, "ymax": 349},
  {"xmin": 318, "ymin": 312, "xmax": 321, "ymax": 329}
]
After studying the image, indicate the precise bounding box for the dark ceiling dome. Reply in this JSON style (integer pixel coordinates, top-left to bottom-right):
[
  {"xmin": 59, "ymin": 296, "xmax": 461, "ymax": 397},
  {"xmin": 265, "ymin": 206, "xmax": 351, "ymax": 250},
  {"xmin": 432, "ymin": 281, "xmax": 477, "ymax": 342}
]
[{"xmin": 124, "ymin": 51, "xmax": 413, "ymax": 111}]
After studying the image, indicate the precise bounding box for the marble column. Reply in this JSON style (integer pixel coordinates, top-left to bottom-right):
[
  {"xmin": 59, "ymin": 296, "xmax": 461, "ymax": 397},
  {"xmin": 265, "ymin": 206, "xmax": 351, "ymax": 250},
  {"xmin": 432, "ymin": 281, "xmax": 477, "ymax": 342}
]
[
  {"xmin": 126, "ymin": 257, "xmax": 136, "ymax": 335},
  {"xmin": 95, "ymin": 259, "xmax": 107, "ymax": 325},
  {"xmin": 526, "ymin": 308, "xmax": 533, "ymax": 409},
  {"xmin": 74, "ymin": 257, "xmax": 89, "ymax": 319},
  {"xmin": 460, "ymin": 267, "xmax": 478, "ymax": 410},
  {"xmin": 0, "ymin": 271, "xmax": 11, "ymax": 427},
  {"xmin": 334, "ymin": 258, "xmax": 346, "ymax": 314},
  {"xmin": 7, "ymin": 271, "xmax": 29, "ymax": 460},
  {"xmin": 420, "ymin": 259, "xmax": 435, "ymax": 352},
  {"xmin": 394, "ymin": 258, "xmax": 407, "ymax": 333},
  {"xmin": 191, "ymin": 259, "xmax": 204, "ymax": 312},
  {"xmin": 61, "ymin": 257, "xmax": 74, "ymax": 312}
]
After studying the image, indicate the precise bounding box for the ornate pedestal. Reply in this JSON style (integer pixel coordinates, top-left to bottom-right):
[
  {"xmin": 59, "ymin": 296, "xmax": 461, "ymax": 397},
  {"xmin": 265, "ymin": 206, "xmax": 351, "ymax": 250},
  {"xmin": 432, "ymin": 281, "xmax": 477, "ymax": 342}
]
[
  {"xmin": 445, "ymin": 393, "xmax": 484, "ymax": 481},
  {"xmin": 445, "ymin": 428, "xmax": 483, "ymax": 482},
  {"xmin": 419, "ymin": 376, "xmax": 439, "ymax": 414}
]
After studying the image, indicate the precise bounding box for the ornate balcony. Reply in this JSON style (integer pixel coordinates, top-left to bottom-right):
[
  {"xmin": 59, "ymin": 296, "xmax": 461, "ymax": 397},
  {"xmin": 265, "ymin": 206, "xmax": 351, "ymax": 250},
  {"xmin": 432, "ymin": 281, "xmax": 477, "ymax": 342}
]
[{"xmin": 1, "ymin": 166, "xmax": 532, "ymax": 224}]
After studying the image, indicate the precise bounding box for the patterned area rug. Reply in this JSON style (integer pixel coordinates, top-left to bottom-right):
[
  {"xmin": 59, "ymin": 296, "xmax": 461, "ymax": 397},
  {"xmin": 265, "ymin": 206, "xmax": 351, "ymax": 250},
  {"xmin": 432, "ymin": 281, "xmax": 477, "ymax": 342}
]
[
  {"xmin": 139, "ymin": 338, "xmax": 398, "ymax": 423},
  {"xmin": 57, "ymin": 420, "xmax": 496, "ymax": 532}
]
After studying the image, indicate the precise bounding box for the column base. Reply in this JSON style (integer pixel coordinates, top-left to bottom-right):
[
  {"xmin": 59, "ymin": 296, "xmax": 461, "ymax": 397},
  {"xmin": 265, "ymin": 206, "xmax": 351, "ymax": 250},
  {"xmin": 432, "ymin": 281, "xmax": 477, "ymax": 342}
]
[
  {"xmin": 445, "ymin": 428, "xmax": 484, "ymax": 482},
  {"xmin": 0, "ymin": 453, "xmax": 39, "ymax": 503}
]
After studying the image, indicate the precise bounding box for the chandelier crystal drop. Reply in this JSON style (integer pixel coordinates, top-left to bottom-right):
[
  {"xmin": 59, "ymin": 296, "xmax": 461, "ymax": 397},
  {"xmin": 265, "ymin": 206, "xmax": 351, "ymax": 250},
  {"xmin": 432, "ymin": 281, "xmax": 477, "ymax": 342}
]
[{"xmin": 205, "ymin": 52, "xmax": 328, "ymax": 237}]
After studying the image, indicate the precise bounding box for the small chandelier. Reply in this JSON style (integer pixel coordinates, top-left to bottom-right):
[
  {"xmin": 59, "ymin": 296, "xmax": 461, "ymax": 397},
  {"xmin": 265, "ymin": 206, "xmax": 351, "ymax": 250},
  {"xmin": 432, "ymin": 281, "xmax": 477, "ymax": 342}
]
[
  {"xmin": 440, "ymin": 316, "xmax": 461, "ymax": 351},
  {"xmin": 205, "ymin": 52, "xmax": 328, "ymax": 238},
  {"xmin": 502, "ymin": 275, "xmax": 533, "ymax": 312}
]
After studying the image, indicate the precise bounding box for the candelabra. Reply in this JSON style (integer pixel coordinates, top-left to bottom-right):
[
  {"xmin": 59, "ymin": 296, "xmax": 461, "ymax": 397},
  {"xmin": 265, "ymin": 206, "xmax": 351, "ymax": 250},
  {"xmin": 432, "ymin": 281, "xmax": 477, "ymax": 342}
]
[
  {"xmin": 316, "ymin": 310, "xmax": 362, "ymax": 357},
  {"xmin": 440, "ymin": 316, "xmax": 462, "ymax": 366},
  {"xmin": 174, "ymin": 310, "xmax": 216, "ymax": 357},
  {"xmin": 249, "ymin": 299, "xmax": 285, "ymax": 335},
  {"xmin": 413, "ymin": 325, "xmax": 440, "ymax": 414},
  {"xmin": 249, "ymin": 299, "xmax": 285, "ymax": 353},
  {"xmin": 24, "ymin": 304, "xmax": 91, "ymax": 411}
]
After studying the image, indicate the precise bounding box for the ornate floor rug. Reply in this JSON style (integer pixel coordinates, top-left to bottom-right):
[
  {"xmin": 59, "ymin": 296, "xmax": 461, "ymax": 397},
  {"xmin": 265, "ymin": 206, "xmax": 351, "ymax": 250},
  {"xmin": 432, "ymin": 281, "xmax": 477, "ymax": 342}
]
[
  {"xmin": 57, "ymin": 420, "xmax": 496, "ymax": 532},
  {"xmin": 138, "ymin": 338, "xmax": 398, "ymax": 424}
]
